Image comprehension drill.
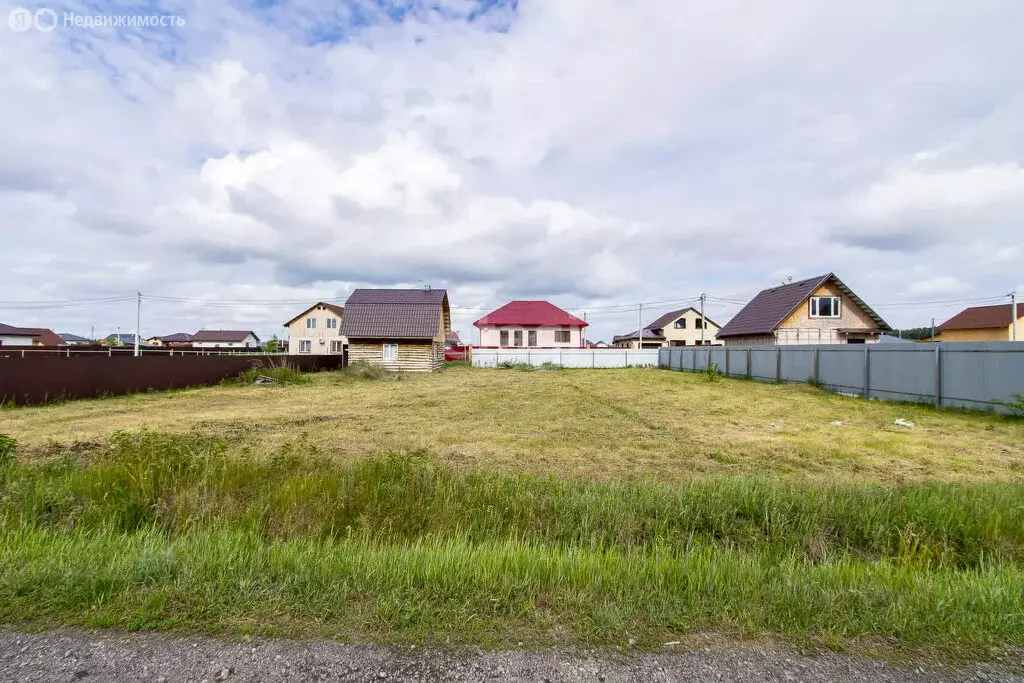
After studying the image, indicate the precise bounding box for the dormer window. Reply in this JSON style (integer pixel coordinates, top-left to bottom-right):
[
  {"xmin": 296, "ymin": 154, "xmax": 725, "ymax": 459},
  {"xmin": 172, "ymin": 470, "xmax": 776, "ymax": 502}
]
[{"xmin": 810, "ymin": 296, "xmax": 841, "ymax": 318}]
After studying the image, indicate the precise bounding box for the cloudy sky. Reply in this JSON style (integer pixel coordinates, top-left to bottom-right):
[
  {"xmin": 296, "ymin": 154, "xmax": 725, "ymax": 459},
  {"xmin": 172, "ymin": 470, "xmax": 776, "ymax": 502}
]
[{"xmin": 1, "ymin": 0, "xmax": 1022, "ymax": 344}]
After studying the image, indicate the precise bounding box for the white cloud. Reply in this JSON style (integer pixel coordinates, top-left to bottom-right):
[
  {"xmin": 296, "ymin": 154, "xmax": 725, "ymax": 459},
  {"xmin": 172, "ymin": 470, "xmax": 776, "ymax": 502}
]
[
  {"xmin": 906, "ymin": 276, "xmax": 971, "ymax": 297},
  {"xmin": 1, "ymin": 0, "xmax": 1024, "ymax": 342}
]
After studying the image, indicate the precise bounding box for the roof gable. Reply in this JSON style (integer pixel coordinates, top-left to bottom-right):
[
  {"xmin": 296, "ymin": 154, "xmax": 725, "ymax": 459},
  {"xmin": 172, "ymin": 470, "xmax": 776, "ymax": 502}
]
[
  {"xmin": 939, "ymin": 303, "xmax": 1023, "ymax": 331},
  {"xmin": 341, "ymin": 288, "xmax": 450, "ymax": 339},
  {"xmin": 717, "ymin": 273, "xmax": 890, "ymax": 338},
  {"xmin": 473, "ymin": 301, "xmax": 588, "ymax": 327},
  {"xmin": 646, "ymin": 306, "xmax": 720, "ymax": 331},
  {"xmin": 283, "ymin": 301, "xmax": 345, "ymax": 327}
]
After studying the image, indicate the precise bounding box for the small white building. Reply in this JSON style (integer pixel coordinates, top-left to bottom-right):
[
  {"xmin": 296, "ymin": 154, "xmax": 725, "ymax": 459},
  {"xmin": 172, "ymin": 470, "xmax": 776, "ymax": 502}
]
[
  {"xmin": 191, "ymin": 330, "xmax": 261, "ymax": 349},
  {"xmin": 283, "ymin": 302, "xmax": 347, "ymax": 355}
]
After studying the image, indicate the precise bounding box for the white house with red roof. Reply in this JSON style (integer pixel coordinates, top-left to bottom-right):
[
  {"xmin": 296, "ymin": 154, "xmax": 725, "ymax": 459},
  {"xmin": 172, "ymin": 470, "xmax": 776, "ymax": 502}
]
[{"xmin": 473, "ymin": 301, "xmax": 588, "ymax": 348}]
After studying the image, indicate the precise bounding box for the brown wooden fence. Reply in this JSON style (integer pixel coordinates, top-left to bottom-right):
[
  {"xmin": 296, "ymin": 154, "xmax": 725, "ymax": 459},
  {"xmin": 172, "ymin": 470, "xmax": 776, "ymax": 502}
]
[{"xmin": 0, "ymin": 352, "xmax": 344, "ymax": 406}]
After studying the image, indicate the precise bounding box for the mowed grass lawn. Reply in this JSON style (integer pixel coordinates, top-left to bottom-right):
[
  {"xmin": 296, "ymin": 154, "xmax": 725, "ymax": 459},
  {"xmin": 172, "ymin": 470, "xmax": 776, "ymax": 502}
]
[
  {"xmin": 2, "ymin": 365, "xmax": 1021, "ymax": 483},
  {"xmin": 1, "ymin": 366, "xmax": 1023, "ymax": 657}
]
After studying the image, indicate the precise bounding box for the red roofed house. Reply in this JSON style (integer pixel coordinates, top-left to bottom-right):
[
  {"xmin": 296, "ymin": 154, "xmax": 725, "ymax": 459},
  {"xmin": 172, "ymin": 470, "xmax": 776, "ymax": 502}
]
[{"xmin": 473, "ymin": 301, "xmax": 588, "ymax": 348}]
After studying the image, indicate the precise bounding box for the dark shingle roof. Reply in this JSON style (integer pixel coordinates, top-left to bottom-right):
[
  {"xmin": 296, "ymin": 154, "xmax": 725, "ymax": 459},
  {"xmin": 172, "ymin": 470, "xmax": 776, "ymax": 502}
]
[
  {"xmin": 192, "ymin": 330, "xmax": 260, "ymax": 343},
  {"xmin": 341, "ymin": 288, "xmax": 449, "ymax": 340},
  {"xmin": 646, "ymin": 307, "xmax": 720, "ymax": 331},
  {"xmin": 717, "ymin": 273, "xmax": 890, "ymax": 338},
  {"xmin": 939, "ymin": 303, "xmax": 1024, "ymax": 331},
  {"xmin": 612, "ymin": 328, "xmax": 665, "ymax": 343},
  {"xmin": 159, "ymin": 332, "xmax": 194, "ymax": 342}
]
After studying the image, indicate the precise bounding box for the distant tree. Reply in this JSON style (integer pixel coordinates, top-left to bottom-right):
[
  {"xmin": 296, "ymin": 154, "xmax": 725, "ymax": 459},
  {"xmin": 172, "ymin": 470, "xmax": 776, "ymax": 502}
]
[
  {"xmin": 264, "ymin": 336, "xmax": 281, "ymax": 353},
  {"xmin": 893, "ymin": 327, "xmax": 934, "ymax": 341}
]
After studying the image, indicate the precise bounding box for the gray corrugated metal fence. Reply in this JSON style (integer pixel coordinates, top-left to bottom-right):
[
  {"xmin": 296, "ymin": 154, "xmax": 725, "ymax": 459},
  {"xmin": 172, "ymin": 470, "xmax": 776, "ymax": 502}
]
[
  {"xmin": 659, "ymin": 342, "xmax": 1024, "ymax": 413},
  {"xmin": 473, "ymin": 348, "xmax": 660, "ymax": 368}
]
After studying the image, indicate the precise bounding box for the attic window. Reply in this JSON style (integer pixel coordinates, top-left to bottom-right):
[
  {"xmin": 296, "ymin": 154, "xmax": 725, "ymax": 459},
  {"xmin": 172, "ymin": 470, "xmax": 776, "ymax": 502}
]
[
  {"xmin": 674, "ymin": 319, "xmax": 686, "ymax": 329},
  {"xmin": 810, "ymin": 296, "xmax": 841, "ymax": 318}
]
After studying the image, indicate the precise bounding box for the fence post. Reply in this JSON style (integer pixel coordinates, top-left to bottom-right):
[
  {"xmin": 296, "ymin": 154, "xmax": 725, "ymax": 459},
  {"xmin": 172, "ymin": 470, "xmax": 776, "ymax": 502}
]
[
  {"xmin": 863, "ymin": 346, "xmax": 870, "ymax": 398},
  {"xmin": 625, "ymin": 350, "xmax": 628, "ymax": 366},
  {"xmin": 559, "ymin": 350, "xmax": 562, "ymax": 367},
  {"xmin": 746, "ymin": 349, "xmax": 751, "ymax": 379},
  {"xmin": 776, "ymin": 347, "xmax": 782, "ymax": 382},
  {"xmin": 592, "ymin": 351, "xmax": 596, "ymax": 368},
  {"xmin": 724, "ymin": 349, "xmax": 730, "ymax": 376},
  {"xmin": 934, "ymin": 345, "xmax": 942, "ymax": 408}
]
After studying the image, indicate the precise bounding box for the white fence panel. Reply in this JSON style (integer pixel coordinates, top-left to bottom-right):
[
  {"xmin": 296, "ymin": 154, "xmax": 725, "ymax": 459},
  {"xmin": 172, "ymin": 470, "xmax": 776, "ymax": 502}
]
[{"xmin": 472, "ymin": 348, "xmax": 659, "ymax": 368}]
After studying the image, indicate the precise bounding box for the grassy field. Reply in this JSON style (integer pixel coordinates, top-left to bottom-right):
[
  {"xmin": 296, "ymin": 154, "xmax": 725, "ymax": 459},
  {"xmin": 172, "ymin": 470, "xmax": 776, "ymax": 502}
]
[
  {"xmin": 2, "ymin": 365, "xmax": 1022, "ymax": 484},
  {"xmin": 0, "ymin": 366, "xmax": 1022, "ymax": 657}
]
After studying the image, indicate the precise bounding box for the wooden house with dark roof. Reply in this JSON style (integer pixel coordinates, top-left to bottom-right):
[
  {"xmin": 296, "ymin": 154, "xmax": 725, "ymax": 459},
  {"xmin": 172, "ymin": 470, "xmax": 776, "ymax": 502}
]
[
  {"xmin": 717, "ymin": 273, "xmax": 890, "ymax": 346},
  {"xmin": 340, "ymin": 288, "xmax": 450, "ymax": 372}
]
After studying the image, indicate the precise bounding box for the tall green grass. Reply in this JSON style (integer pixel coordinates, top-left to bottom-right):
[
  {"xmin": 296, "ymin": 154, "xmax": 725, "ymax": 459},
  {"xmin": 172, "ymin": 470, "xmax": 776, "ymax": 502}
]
[
  {"xmin": 1, "ymin": 431, "xmax": 1022, "ymax": 649},
  {"xmin": 3, "ymin": 431, "xmax": 1020, "ymax": 568}
]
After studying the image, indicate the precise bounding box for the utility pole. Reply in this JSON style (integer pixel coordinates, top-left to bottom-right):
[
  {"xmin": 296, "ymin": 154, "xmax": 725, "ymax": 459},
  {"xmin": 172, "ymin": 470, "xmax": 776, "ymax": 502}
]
[
  {"xmin": 1013, "ymin": 290, "xmax": 1019, "ymax": 342},
  {"xmin": 700, "ymin": 292, "xmax": 707, "ymax": 346},
  {"xmin": 134, "ymin": 292, "xmax": 141, "ymax": 357},
  {"xmin": 637, "ymin": 302, "xmax": 643, "ymax": 350}
]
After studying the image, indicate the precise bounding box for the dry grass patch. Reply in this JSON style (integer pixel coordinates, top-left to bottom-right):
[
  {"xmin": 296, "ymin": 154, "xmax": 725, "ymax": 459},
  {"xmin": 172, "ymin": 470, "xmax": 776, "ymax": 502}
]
[{"xmin": 1, "ymin": 366, "xmax": 1021, "ymax": 484}]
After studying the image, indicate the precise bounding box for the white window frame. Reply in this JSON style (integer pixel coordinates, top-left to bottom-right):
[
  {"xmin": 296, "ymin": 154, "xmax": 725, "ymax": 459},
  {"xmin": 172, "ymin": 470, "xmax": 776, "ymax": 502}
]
[
  {"xmin": 554, "ymin": 329, "xmax": 571, "ymax": 344},
  {"xmin": 326, "ymin": 318, "xmax": 337, "ymax": 329},
  {"xmin": 499, "ymin": 330, "xmax": 509, "ymax": 347},
  {"xmin": 299, "ymin": 340, "xmax": 312, "ymax": 354},
  {"xmin": 306, "ymin": 317, "xmax": 317, "ymax": 329},
  {"xmin": 329, "ymin": 341, "xmax": 344, "ymax": 354},
  {"xmin": 527, "ymin": 330, "xmax": 537, "ymax": 347},
  {"xmin": 513, "ymin": 330, "xmax": 523, "ymax": 347},
  {"xmin": 809, "ymin": 296, "xmax": 842, "ymax": 319},
  {"xmin": 382, "ymin": 344, "xmax": 398, "ymax": 362}
]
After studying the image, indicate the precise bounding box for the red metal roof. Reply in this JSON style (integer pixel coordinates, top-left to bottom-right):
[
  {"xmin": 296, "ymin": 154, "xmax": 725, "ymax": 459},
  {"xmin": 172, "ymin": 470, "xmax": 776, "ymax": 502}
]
[
  {"xmin": 473, "ymin": 301, "xmax": 588, "ymax": 328},
  {"xmin": 939, "ymin": 303, "xmax": 1024, "ymax": 331}
]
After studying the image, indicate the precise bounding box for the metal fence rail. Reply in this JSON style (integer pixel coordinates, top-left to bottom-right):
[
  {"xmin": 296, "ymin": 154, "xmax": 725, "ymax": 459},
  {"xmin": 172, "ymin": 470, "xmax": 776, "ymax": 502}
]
[
  {"xmin": 659, "ymin": 342, "xmax": 1024, "ymax": 413},
  {"xmin": 472, "ymin": 348, "xmax": 660, "ymax": 368}
]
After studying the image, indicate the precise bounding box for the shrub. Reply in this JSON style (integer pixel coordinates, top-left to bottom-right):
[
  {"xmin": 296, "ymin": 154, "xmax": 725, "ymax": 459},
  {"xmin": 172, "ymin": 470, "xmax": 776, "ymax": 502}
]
[
  {"xmin": 703, "ymin": 361, "xmax": 722, "ymax": 382},
  {"xmin": 497, "ymin": 361, "xmax": 535, "ymax": 371},
  {"xmin": 234, "ymin": 366, "xmax": 312, "ymax": 386},
  {"xmin": 340, "ymin": 361, "xmax": 406, "ymax": 381},
  {"xmin": 0, "ymin": 434, "xmax": 15, "ymax": 466},
  {"xmin": 1002, "ymin": 393, "xmax": 1024, "ymax": 417}
]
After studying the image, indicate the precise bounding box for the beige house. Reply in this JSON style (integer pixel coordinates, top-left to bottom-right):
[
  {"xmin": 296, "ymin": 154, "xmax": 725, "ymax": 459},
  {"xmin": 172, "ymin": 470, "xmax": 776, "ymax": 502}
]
[
  {"xmin": 284, "ymin": 302, "xmax": 347, "ymax": 355},
  {"xmin": 612, "ymin": 307, "xmax": 721, "ymax": 348},
  {"xmin": 937, "ymin": 303, "xmax": 1023, "ymax": 342},
  {"xmin": 717, "ymin": 273, "xmax": 890, "ymax": 346}
]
